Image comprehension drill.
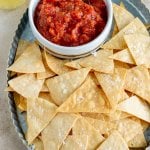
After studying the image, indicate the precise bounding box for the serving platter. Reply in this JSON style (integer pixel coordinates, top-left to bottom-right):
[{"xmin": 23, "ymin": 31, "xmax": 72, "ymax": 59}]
[{"xmin": 7, "ymin": 0, "xmax": 150, "ymax": 149}]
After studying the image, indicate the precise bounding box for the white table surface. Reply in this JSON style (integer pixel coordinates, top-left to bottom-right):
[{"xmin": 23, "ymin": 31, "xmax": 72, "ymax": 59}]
[{"xmin": 0, "ymin": 1, "xmax": 149, "ymax": 150}]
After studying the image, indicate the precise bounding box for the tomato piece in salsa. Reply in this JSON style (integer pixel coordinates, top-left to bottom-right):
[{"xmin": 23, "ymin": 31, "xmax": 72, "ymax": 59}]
[{"xmin": 34, "ymin": 0, "xmax": 107, "ymax": 46}]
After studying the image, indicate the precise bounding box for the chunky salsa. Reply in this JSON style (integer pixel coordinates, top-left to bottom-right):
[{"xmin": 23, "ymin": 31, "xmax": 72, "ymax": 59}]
[{"xmin": 34, "ymin": 0, "xmax": 107, "ymax": 46}]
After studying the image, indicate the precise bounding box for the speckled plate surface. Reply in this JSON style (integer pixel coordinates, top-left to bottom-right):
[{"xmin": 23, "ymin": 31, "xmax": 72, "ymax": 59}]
[{"xmin": 7, "ymin": 0, "xmax": 150, "ymax": 149}]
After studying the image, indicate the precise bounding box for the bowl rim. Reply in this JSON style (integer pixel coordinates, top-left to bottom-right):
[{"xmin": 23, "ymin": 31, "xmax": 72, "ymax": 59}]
[{"xmin": 29, "ymin": 0, "xmax": 113, "ymax": 56}]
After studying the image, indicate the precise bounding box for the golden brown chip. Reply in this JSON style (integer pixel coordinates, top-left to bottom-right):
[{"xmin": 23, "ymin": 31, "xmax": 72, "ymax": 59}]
[
  {"xmin": 7, "ymin": 43, "xmax": 45, "ymax": 73},
  {"xmin": 61, "ymin": 135, "xmax": 88, "ymax": 150},
  {"xmin": 72, "ymin": 117, "xmax": 104, "ymax": 150},
  {"xmin": 110, "ymin": 49, "xmax": 135, "ymax": 64},
  {"xmin": 44, "ymin": 51, "xmax": 72, "ymax": 75},
  {"xmin": 32, "ymin": 137, "xmax": 44, "ymax": 150},
  {"xmin": 95, "ymin": 68, "xmax": 127, "ymax": 108},
  {"xmin": 97, "ymin": 130, "xmax": 129, "ymax": 150},
  {"xmin": 8, "ymin": 74, "xmax": 44, "ymax": 98},
  {"xmin": 39, "ymin": 92, "xmax": 56, "ymax": 104},
  {"xmin": 79, "ymin": 49, "xmax": 114, "ymax": 74},
  {"xmin": 84, "ymin": 117, "xmax": 115, "ymax": 135},
  {"xmin": 124, "ymin": 65, "xmax": 150, "ymax": 104},
  {"xmin": 115, "ymin": 118, "xmax": 142, "ymax": 142},
  {"xmin": 112, "ymin": 23, "xmax": 119, "ymax": 37},
  {"xmin": 65, "ymin": 59, "xmax": 82, "ymax": 69},
  {"xmin": 27, "ymin": 97, "xmax": 57, "ymax": 144},
  {"xmin": 42, "ymin": 113, "xmax": 78, "ymax": 150},
  {"xmin": 57, "ymin": 78, "xmax": 108, "ymax": 113},
  {"xmin": 124, "ymin": 34, "xmax": 150, "ymax": 68},
  {"xmin": 117, "ymin": 96, "xmax": 150, "ymax": 123},
  {"xmin": 46, "ymin": 68, "xmax": 90, "ymax": 105},
  {"xmin": 114, "ymin": 60, "xmax": 132, "ymax": 69},
  {"xmin": 37, "ymin": 51, "xmax": 55, "ymax": 79},
  {"xmin": 113, "ymin": 3, "xmax": 134, "ymax": 30},
  {"xmin": 40, "ymin": 83, "xmax": 49, "ymax": 92},
  {"xmin": 102, "ymin": 18, "xmax": 149, "ymax": 50},
  {"xmin": 17, "ymin": 96, "xmax": 27, "ymax": 112},
  {"xmin": 15, "ymin": 40, "xmax": 31, "ymax": 60},
  {"xmin": 128, "ymin": 130, "xmax": 147, "ymax": 148}
]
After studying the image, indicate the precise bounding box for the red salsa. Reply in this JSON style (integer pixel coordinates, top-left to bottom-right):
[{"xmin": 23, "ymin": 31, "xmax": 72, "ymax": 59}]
[{"xmin": 34, "ymin": 0, "xmax": 107, "ymax": 46}]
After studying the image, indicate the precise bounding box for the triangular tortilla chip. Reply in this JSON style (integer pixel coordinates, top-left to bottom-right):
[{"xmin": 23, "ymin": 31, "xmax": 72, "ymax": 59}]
[
  {"xmin": 7, "ymin": 43, "xmax": 45, "ymax": 73},
  {"xmin": 40, "ymin": 83, "xmax": 49, "ymax": 92},
  {"xmin": 27, "ymin": 97, "xmax": 57, "ymax": 144},
  {"xmin": 46, "ymin": 68, "xmax": 90, "ymax": 105},
  {"xmin": 84, "ymin": 117, "xmax": 115, "ymax": 135},
  {"xmin": 97, "ymin": 130, "xmax": 129, "ymax": 150},
  {"xmin": 110, "ymin": 49, "xmax": 135, "ymax": 64},
  {"xmin": 113, "ymin": 3, "xmax": 134, "ymax": 30},
  {"xmin": 79, "ymin": 49, "xmax": 114, "ymax": 74},
  {"xmin": 102, "ymin": 18, "xmax": 149, "ymax": 50},
  {"xmin": 117, "ymin": 96, "xmax": 150, "ymax": 123},
  {"xmin": 124, "ymin": 34, "xmax": 150, "ymax": 68},
  {"xmin": 65, "ymin": 59, "xmax": 82, "ymax": 69},
  {"xmin": 61, "ymin": 135, "xmax": 88, "ymax": 150},
  {"xmin": 95, "ymin": 68, "xmax": 127, "ymax": 108},
  {"xmin": 112, "ymin": 22, "xmax": 119, "ymax": 37},
  {"xmin": 128, "ymin": 129, "xmax": 147, "ymax": 148},
  {"xmin": 17, "ymin": 96, "xmax": 27, "ymax": 112},
  {"xmin": 115, "ymin": 118, "xmax": 142, "ymax": 142},
  {"xmin": 124, "ymin": 65, "xmax": 150, "ymax": 103},
  {"xmin": 41, "ymin": 113, "xmax": 78, "ymax": 150},
  {"xmin": 44, "ymin": 51, "xmax": 72, "ymax": 75},
  {"xmin": 114, "ymin": 60, "xmax": 131, "ymax": 69},
  {"xmin": 57, "ymin": 78, "xmax": 107, "ymax": 113},
  {"xmin": 37, "ymin": 51, "xmax": 55, "ymax": 79},
  {"xmin": 8, "ymin": 74, "xmax": 44, "ymax": 98},
  {"xmin": 73, "ymin": 117, "xmax": 104, "ymax": 150},
  {"xmin": 39, "ymin": 92, "xmax": 56, "ymax": 105},
  {"xmin": 32, "ymin": 138, "xmax": 44, "ymax": 150},
  {"xmin": 15, "ymin": 40, "xmax": 30, "ymax": 60}
]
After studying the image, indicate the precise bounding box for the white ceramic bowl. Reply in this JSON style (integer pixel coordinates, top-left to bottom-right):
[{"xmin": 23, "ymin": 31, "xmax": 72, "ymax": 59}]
[{"xmin": 29, "ymin": 0, "xmax": 113, "ymax": 58}]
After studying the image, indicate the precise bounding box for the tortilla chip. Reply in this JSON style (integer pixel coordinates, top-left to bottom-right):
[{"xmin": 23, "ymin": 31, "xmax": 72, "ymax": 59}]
[
  {"xmin": 140, "ymin": 120, "xmax": 149, "ymax": 132},
  {"xmin": 85, "ymin": 117, "xmax": 115, "ymax": 135},
  {"xmin": 73, "ymin": 117, "xmax": 104, "ymax": 150},
  {"xmin": 95, "ymin": 68, "xmax": 127, "ymax": 108},
  {"xmin": 44, "ymin": 51, "xmax": 72, "ymax": 75},
  {"xmin": 128, "ymin": 130, "xmax": 147, "ymax": 148},
  {"xmin": 79, "ymin": 49, "xmax": 114, "ymax": 74},
  {"xmin": 113, "ymin": 3, "xmax": 134, "ymax": 30},
  {"xmin": 15, "ymin": 40, "xmax": 30, "ymax": 60},
  {"xmin": 17, "ymin": 96, "xmax": 27, "ymax": 112},
  {"xmin": 39, "ymin": 92, "xmax": 56, "ymax": 105},
  {"xmin": 5, "ymin": 86, "xmax": 14, "ymax": 92},
  {"xmin": 42, "ymin": 113, "xmax": 78, "ymax": 150},
  {"xmin": 124, "ymin": 65, "xmax": 150, "ymax": 104},
  {"xmin": 27, "ymin": 97, "xmax": 57, "ymax": 144},
  {"xmin": 61, "ymin": 134, "xmax": 88, "ymax": 150},
  {"xmin": 88, "ymin": 72, "xmax": 99, "ymax": 85},
  {"xmin": 8, "ymin": 74, "xmax": 44, "ymax": 98},
  {"xmin": 57, "ymin": 78, "xmax": 107, "ymax": 113},
  {"xmin": 40, "ymin": 83, "xmax": 49, "ymax": 92},
  {"xmin": 117, "ymin": 96, "xmax": 150, "ymax": 123},
  {"xmin": 32, "ymin": 138, "xmax": 44, "ymax": 150},
  {"xmin": 97, "ymin": 130, "xmax": 129, "ymax": 150},
  {"xmin": 65, "ymin": 59, "xmax": 82, "ymax": 69},
  {"xmin": 124, "ymin": 34, "xmax": 150, "ymax": 68},
  {"xmin": 112, "ymin": 22, "xmax": 119, "ymax": 37},
  {"xmin": 80, "ymin": 113, "xmax": 108, "ymax": 121},
  {"xmin": 114, "ymin": 60, "xmax": 131, "ymax": 69},
  {"xmin": 102, "ymin": 18, "xmax": 149, "ymax": 50},
  {"xmin": 116, "ymin": 118, "xmax": 142, "ymax": 142},
  {"xmin": 37, "ymin": 52, "xmax": 55, "ymax": 79},
  {"xmin": 46, "ymin": 68, "xmax": 90, "ymax": 105},
  {"xmin": 110, "ymin": 49, "xmax": 135, "ymax": 64},
  {"xmin": 7, "ymin": 43, "xmax": 45, "ymax": 73}
]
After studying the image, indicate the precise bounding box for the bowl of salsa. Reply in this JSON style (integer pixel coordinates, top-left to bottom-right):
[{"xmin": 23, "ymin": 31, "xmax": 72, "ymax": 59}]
[{"xmin": 29, "ymin": 0, "xmax": 113, "ymax": 58}]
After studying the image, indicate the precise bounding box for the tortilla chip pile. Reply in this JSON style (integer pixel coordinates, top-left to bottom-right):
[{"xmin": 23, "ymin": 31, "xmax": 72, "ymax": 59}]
[{"xmin": 6, "ymin": 3, "xmax": 150, "ymax": 150}]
